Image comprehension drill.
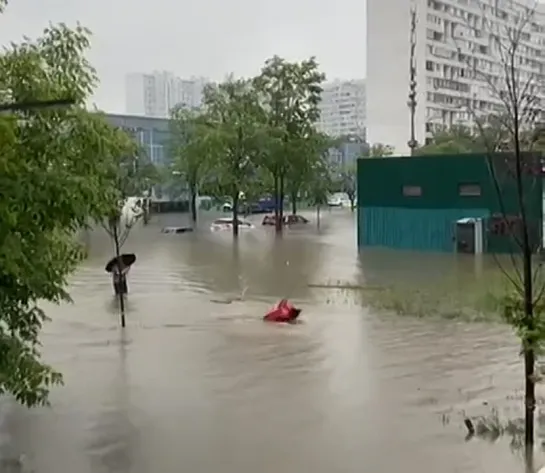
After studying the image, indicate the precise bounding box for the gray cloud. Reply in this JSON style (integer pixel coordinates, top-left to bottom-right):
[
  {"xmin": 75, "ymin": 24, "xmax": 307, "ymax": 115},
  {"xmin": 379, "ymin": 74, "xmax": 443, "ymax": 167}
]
[{"xmin": 0, "ymin": 0, "xmax": 366, "ymax": 112}]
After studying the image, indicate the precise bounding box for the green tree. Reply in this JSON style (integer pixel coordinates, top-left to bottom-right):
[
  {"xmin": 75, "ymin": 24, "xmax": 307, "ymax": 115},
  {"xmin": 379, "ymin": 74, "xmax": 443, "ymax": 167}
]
[
  {"xmin": 202, "ymin": 79, "xmax": 266, "ymax": 236},
  {"xmin": 417, "ymin": 120, "xmax": 545, "ymax": 157},
  {"xmin": 0, "ymin": 20, "xmax": 135, "ymax": 405},
  {"xmin": 101, "ymin": 140, "xmax": 158, "ymax": 243},
  {"xmin": 306, "ymin": 158, "xmax": 333, "ymax": 227},
  {"xmin": 285, "ymin": 131, "xmax": 331, "ymax": 215},
  {"xmin": 169, "ymin": 106, "xmax": 213, "ymax": 224},
  {"xmin": 100, "ymin": 140, "xmax": 150, "ymax": 327},
  {"xmin": 416, "ymin": 125, "xmax": 480, "ymax": 155},
  {"xmin": 254, "ymin": 56, "xmax": 325, "ymax": 232},
  {"xmin": 479, "ymin": 16, "xmax": 541, "ymax": 459},
  {"xmin": 157, "ymin": 165, "xmax": 187, "ymax": 201},
  {"xmin": 335, "ymin": 163, "xmax": 357, "ymax": 210},
  {"xmin": 135, "ymin": 157, "xmax": 159, "ymax": 224},
  {"xmin": 115, "ymin": 154, "xmax": 159, "ymax": 204},
  {"xmin": 363, "ymin": 143, "xmax": 395, "ymax": 158},
  {"xmin": 450, "ymin": 4, "xmax": 544, "ymax": 463}
]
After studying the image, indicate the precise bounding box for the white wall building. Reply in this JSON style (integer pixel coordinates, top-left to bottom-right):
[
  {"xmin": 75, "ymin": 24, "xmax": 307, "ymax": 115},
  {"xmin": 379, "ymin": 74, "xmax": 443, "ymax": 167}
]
[
  {"xmin": 317, "ymin": 79, "xmax": 366, "ymax": 138},
  {"xmin": 125, "ymin": 71, "xmax": 209, "ymax": 117},
  {"xmin": 366, "ymin": 0, "xmax": 545, "ymax": 155}
]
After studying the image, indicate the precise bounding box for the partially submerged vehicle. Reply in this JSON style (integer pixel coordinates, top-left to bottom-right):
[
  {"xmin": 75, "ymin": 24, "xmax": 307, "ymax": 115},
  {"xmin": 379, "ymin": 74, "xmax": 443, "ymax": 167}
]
[
  {"xmin": 262, "ymin": 214, "xmax": 309, "ymax": 226},
  {"xmin": 210, "ymin": 217, "xmax": 254, "ymax": 231},
  {"xmin": 161, "ymin": 226, "xmax": 193, "ymax": 234},
  {"xmin": 327, "ymin": 192, "xmax": 351, "ymax": 208}
]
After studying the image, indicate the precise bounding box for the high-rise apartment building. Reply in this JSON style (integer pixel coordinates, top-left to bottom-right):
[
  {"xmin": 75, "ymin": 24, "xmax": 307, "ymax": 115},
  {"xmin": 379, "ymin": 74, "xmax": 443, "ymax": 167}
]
[
  {"xmin": 317, "ymin": 79, "xmax": 366, "ymax": 139},
  {"xmin": 366, "ymin": 0, "xmax": 545, "ymax": 154},
  {"xmin": 125, "ymin": 71, "xmax": 209, "ymax": 117}
]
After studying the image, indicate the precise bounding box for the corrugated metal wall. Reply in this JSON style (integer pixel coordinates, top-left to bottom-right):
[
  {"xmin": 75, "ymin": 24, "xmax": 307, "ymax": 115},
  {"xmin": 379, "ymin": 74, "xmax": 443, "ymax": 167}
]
[{"xmin": 359, "ymin": 207, "xmax": 489, "ymax": 252}]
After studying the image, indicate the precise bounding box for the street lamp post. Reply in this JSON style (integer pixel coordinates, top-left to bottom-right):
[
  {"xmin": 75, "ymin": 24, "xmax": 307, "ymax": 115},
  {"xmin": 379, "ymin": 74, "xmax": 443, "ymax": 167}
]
[{"xmin": 407, "ymin": 4, "xmax": 418, "ymax": 155}]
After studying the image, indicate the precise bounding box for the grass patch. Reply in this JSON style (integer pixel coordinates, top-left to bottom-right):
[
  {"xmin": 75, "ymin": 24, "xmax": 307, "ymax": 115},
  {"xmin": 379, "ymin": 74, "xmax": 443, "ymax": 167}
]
[
  {"xmin": 363, "ymin": 278, "xmax": 508, "ymax": 322},
  {"xmin": 317, "ymin": 265, "xmax": 526, "ymax": 321},
  {"xmin": 311, "ymin": 255, "xmax": 545, "ymax": 322}
]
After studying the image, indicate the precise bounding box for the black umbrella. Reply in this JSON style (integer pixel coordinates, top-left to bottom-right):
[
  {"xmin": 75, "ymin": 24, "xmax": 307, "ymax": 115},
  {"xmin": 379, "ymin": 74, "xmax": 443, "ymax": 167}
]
[{"xmin": 105, "ymin": 254, "xmax": 137, "ymax": 273}]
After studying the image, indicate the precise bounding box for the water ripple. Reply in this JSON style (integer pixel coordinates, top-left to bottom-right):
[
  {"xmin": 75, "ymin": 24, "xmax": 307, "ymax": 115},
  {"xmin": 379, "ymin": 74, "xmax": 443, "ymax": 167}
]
[{"xmin": 1, "ymin": 212, "xmax": 538, "ymax": 473}]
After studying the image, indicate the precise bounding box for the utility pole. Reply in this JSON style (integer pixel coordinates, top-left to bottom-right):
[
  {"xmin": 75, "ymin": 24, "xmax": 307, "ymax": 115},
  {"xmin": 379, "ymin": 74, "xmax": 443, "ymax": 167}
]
[{"xmin": 408, "ymin": 4, "xmax": 418, "ymax": 155}]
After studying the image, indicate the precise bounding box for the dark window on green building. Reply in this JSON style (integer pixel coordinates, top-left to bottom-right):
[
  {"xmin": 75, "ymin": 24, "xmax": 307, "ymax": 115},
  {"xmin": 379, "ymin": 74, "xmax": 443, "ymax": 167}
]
[
  {"xmin": 459, "ymin": 183, "xmax": 481, "ymax": 196},
  {"xmin": 402, "ymin": 185, "xmax": 422, "ymax": 196}
]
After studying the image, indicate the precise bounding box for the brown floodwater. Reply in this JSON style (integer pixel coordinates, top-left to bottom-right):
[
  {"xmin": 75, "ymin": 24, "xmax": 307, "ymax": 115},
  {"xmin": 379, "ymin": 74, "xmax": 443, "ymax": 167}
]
[{"xmin": 0, "ymin": 209, "xmax": 543, "ymax": 472}]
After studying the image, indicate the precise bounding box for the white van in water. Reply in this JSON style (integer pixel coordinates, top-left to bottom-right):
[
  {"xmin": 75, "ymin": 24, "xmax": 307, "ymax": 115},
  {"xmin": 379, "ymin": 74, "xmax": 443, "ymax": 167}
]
[{"xmin": 327, "ymin": 192, "xmax": 351, "ymax": 207}]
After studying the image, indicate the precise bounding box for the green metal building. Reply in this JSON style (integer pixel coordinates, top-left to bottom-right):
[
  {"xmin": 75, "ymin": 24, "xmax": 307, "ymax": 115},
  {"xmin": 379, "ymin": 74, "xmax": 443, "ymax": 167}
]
[{"xmin": 357, "ymin": 154, "xmax": 543, "ymax": 253}]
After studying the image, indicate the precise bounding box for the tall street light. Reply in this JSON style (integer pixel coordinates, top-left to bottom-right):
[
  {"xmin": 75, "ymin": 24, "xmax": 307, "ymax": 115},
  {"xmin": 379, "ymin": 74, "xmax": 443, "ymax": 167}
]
[{"xmin": 407, "ymin": 4, "xmax": 418, "ymax": 156}]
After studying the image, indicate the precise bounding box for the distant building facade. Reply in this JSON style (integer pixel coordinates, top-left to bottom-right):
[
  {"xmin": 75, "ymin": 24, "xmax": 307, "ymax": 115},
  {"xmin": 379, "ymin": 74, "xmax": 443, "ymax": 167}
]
[
  {"xmin": 104, "ymin": 113, "xmax": 189, "ymax": 203},
  {"xmin": 105, "ymin": 113, "xmax": 171, "ymax": 166},
  {"xmin": 125, "ymin": 71, "xmax": 209, "ymax": 118},
  {"xmin": 327, "ymin": 136, "xmax": 368, "ymax": 168},
  {"xmin": 366, "ymin": 0, "xmax": 545, "ymax": 154},
  {"xmin": 317, "ymin": 79, "xmax": 366, "ymax": 139}
]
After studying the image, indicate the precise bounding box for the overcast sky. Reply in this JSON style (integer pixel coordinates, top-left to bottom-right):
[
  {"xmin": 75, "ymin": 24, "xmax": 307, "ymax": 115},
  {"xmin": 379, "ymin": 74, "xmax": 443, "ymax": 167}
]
[{"xmin": 0, "ymin": 0, "xmax": 366, "ymax": 113}]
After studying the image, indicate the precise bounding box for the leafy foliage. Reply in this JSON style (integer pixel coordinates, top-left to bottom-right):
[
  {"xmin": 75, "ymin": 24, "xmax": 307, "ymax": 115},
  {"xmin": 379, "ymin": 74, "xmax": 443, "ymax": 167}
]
[
  {"xmin": 254, "ymin": 56, "xmax": 325, "ymax": 229},
  {"xmin": 416, "ymin": 126, "xmax": 481, "ymax": 155},
  {"xmin": 417, "ymin": 121, "xmax": 545, "ymax": 156},
  {"xmin": 306, "ymin": 157, "xmax": 334, "ymax": 208},
  {"xmin": 0, "ymin": 20, "xmax": 135, "ymax": 405},
  {"xmin": 362, "ymin": 143, "xmax": 394, "ymax": 158},
  {"xmin": 202, "ymin": 79, "xmax": 267, "ymax": 235},
  {"xmin": 169, "ymin": 106, "xmax": 214, "ymax": 222},
  {"xmin": 162, "ymin": 56, "xmax": 332, "ymax": 230},
  {"xmin": 501, "ymin": 290, "xmax": 545, "ymax": 356},
  {"xmin": 333, "ymin": 163, "xmax": 357, "ymax": 209},
  {"xmin": 285, "ymin": 130, "xmax": 332, "ymax": 214},
  {"xmin": 100, "ymin": 124, "xmax": 163, "ymax": 243}
]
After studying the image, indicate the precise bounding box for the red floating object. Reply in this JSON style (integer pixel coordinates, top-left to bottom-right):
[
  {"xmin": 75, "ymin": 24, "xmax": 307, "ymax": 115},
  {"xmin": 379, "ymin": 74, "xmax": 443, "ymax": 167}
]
[{"xmin": 263, "ymin": 299, "xmax": 302, "ymax": 323}]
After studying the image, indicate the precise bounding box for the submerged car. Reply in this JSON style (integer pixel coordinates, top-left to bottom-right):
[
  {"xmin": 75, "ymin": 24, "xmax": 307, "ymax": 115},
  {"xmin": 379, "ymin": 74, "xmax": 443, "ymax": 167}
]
[
  {"xmin": 262, "ymin": 214, "xmax": 309, "ymax": 226},
  {"xmin": 161, "ymin": 226, "xmax": 193, "ymax": 234},
  {"xmin": 210, "ymin": 217, "xmax": 254, "ymax": 231}
]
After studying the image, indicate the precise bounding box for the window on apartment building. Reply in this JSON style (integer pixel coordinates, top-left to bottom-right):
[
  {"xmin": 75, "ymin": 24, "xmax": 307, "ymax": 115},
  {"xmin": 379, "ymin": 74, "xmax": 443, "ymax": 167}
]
[
  {"xmin": 403, "ymin": 185, "xmax": 422, "ymax": 197},
  {"xmin": 426, "ymin": 60, "xmax": 434, "ymax": 71},
  {"xmin": 459, "ymin": 184, "xmax": 481, "ymax": 196}
]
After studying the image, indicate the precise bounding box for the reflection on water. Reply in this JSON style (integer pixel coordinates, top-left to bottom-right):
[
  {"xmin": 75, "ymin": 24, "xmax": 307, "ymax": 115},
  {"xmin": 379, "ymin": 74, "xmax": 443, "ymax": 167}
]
[{"xmin": 0, "ymin": 210, "xmax": 541, "ymax": 472}]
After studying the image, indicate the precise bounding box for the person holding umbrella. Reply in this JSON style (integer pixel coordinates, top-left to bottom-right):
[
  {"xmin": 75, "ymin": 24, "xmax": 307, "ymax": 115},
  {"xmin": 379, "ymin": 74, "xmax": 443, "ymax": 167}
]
[{"xmin": 105, "ymin": 254, "xmax": 136, "ymax": 295}]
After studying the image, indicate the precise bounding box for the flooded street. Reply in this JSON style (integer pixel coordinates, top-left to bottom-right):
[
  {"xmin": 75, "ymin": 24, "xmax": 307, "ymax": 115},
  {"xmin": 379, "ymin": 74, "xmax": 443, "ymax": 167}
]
[{"xmin": 0, "ymin": 210, "xmax": 541, "ymax": 472}]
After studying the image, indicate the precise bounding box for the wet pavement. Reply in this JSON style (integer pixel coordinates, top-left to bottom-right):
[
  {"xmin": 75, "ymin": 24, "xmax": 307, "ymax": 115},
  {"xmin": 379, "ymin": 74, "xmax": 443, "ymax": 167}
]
[{"xmin": 0, "ymin": 209, "xmax": 542, "ymax": 472}]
